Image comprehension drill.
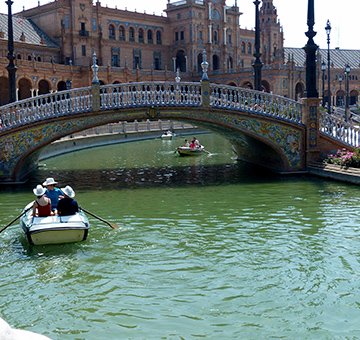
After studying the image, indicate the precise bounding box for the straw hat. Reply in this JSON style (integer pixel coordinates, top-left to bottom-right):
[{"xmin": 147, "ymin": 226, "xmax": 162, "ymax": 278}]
[
  {"xmin": 42, "ymin": 177, "xmax": 58, "ymax": 186},
  {"xmin": 33, "ymin": 184, "xmax": 46, "ymax": 196},
  {"xmin": 61, "ymin": 185, "xmax": 75, "ymax": 198}
]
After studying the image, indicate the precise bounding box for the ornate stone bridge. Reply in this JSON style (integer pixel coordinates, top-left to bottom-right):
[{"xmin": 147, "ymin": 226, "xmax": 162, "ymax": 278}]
[{"xmin": 0, "ymin": 80, "xmax": 359, "ymax": 183}]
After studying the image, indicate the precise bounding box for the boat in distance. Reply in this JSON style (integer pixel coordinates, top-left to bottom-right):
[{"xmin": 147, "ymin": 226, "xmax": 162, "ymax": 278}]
[
  {"xmin": 161, "ymin": 130, "xmax": 175, "ymax": 140},
  {"xmin": 176, "ymin": 145, "xmax": 205, "ymax": 156},
  {"xmin": 20, "ymin": 202, "xmax": 90, "ymax": 245}
]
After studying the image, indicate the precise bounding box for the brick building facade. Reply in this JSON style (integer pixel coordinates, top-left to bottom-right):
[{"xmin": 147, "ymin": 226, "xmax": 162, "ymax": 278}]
[{"xmin": 0, "ymin": 0, "xmax": 358, "ymax": 106}]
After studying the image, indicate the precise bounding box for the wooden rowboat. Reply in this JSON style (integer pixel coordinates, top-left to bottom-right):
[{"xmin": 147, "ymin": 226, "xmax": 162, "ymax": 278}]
[{"xmin": 20, "ymin": 202, "xmax": 90, "ymax": 245}]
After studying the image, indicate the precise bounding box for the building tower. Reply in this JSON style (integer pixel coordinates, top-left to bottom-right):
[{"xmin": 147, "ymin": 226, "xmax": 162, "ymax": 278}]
[{"xmin": 259, "ymin": 0, "xmax": 284, "ymax": 65}]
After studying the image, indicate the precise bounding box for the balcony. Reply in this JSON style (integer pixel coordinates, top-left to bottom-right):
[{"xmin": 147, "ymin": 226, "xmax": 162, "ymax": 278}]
[{"xmin": 79, "ymin": 30, "xmax": 89, "ymax": 37}]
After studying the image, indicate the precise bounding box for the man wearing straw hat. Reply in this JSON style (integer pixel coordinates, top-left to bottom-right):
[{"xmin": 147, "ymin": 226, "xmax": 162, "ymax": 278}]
[
  {"xmin": 42, "ymin": 177, "xmax": 63, "ymax": 213},
  {"xmin": 57, "ymin": 185, "xmax": 79, "ymax": 216}
]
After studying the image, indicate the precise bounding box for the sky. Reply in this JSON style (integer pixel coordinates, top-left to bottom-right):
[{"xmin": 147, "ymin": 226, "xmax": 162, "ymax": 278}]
[{"xmin": 0, "ymin": 0, "xmax": 358, "ymax": 50}]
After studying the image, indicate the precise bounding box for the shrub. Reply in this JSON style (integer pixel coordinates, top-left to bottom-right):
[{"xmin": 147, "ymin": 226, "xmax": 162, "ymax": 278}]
[{"xmin": 324, "ymin": 148, "xmax": 360, "ymax": 168}]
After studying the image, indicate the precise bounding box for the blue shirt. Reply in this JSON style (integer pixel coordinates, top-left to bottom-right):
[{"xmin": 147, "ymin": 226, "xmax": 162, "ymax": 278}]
[{"xmin": 45, "ymin": 187, "xmax": 63, "ymax": 209}]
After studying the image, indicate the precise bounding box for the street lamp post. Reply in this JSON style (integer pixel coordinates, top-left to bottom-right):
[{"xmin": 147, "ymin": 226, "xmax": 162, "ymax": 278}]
[
  {"xmin": 6, "ymin": 0, "xmax": 17, "ymax": 103},
  {"xmin": 344, "ymin": 63, "xmax": 351, "ymax": 121},
  {"xmin": 304, "ymin": 0, "xmax": 318, "ymax": 98},
  {"xmin": 325, "ymin": 19, "xmax": 331, "ymax": 114},
  {"xmin": 321, "ymin": 61, "xmax": 326, "ymax": 106},
  {"xmin": 252, "ymin": 0, "xmax": 263, "ymax": 91}
]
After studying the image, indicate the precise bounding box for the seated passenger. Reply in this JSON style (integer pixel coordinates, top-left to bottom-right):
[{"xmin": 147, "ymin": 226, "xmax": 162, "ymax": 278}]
[
  {"xmin": 32, "ymin": 185, "xmax": 52, "ymax": 217},
  {"xmin": 42, "ymin": 177, "xmax": 64, "ymax": 214},
  {"xmin": 57, "ymin": 185, "xmax": 79, "ymax": 216}
]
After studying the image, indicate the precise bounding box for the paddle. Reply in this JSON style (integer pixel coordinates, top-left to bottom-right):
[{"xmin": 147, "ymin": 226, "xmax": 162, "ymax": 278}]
[
  {"xmin": 80, "ymin": 207, "xmax": 118, "ymax": 229},
  {"xmin": 0, "ymin": 206, "xmax": 32, "ymax": 234}
]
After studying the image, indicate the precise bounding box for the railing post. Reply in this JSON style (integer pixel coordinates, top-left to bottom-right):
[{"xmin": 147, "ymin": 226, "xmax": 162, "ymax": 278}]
[
  {"xmin": 201, "ymin": 80, "xmax": 210, "ymax": 108},
  {"xmin": 201, "ymin": 49, "xmax": 210, "ymax": 108},
  {"xmin": 91, "ymin": 52, "xmax": 100, "ymax": 112},
  {"xmin": 91, "ymin": 83, "xmax": 100, "ymax": 112},
  {"xmin": 301, "ymin": 98, "xmax": 322, "ymax": 164}
]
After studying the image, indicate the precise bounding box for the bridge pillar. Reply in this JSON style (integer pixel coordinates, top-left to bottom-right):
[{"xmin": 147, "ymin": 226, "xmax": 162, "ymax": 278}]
[
  {"xmin": 301, "ymin": 97, "xmax": 322, "ymax": 164},
  {"xmin": 201, "ymin": 80, "xmax": 210, "ymax": 108},
  {"xmin": 91, "ymin": 83, "xmax": 100, "ymax": 112}
]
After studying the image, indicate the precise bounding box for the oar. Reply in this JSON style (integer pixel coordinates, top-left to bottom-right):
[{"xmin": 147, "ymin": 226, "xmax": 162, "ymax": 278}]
[
  {"xmin": 80, "ymin": 207, "xmax": 118, "ymax": 229},
  {"xmin": 0, "ymin": 206, "xmax": 32, "ymax": 234}
]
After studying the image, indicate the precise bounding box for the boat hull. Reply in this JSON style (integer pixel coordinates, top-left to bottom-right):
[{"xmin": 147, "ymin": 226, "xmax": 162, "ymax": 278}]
[
  {"xmin": 20, "ymin": 204, "xmax": 90, "ymax": 245},
  {"xmin": 176, "ymin": 146, "xmax": 204, "ymax": 156}
]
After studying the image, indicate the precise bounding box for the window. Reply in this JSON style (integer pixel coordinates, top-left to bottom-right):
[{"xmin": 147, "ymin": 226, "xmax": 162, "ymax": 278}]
[
  {"xmin": 133, "ymin": 49, "xmax": 141, "ymax": 69},
  {"xmin": 175, "ymin": 32, "xmax": 179, "ymax": 41},
  {"xmin": 156, "ymin": 31, "xmax": 162, "ymax": 44},
  {"xmin": 198, "ymin": 31, "xmax": 203, "ymax": 42},
  {"xmin": 138, "ymin": 28, "xmax": 144, "ymax": 43},
  {"xmin": 147, "ymin": 30, "xmax": 153, "ymax": 44},
  {"xmin": 119, "ymin": 26, "xmax": 125, "ymax": 41},
  {"xmin": 129, "ymin": 27, "xmax": 135, "ymax": 42},
  {"xmin": 213, "ymin": 30, "xmax": 218, "ymax": 44},
  {"xmin": 81, "ymin": 45, "xmax": 86, "ymax": 56},
  {"xmin": 228, "ymin": 34, "xmax": 232, "ymax": 45},
  {"xmin": 153, "ymin": 51, "xmax": 161, "ymax": 70},
  {"xmin": 111, "ymin": 47, "xmax": 120, "ymax": 67},
  {"xmin": 63, "ymin": 16, "xmax": 70, "ymax": 29},
  {"xmin": 109, "ymin": 24, "xmax": 115, "ymax": 39},
  {"xmin": 180, "ymin": 31, "xmax": 185, "ymax": 41},
  {"xmin": 92, "ymin": 18, "xmax": 97, "ymax": 32},
  {"xmin": 247, "ymin": 42, "xmax": 252, "ymax": 54},
  {"xmin": 241, "ymin": 42, "xmax": 246, "ymax": 54}
]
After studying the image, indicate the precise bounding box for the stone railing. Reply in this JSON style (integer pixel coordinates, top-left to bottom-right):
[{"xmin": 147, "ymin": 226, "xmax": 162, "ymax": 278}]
[
  {"xmin": 209, "ymin": 84, "xmax": 302, "ymax": 124},
  {"xmin": 320, "ymin": 111, "xmax": 360, "ymax": 147},
  {"xmin": 0, "ymin": 87, "xmax": 92, "ymax": 131},
  {"xmin": 0, "ymin": 81, "xmax": 304, "ymax": 133},
  {"xmin": 99, "ymin": 82, "xmax": 202, "ymax": 109}
]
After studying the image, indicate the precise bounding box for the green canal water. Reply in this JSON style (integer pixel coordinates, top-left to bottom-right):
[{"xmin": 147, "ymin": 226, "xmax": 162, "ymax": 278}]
[{"xmin": 0, "ymin": 133, "xmax": 359, "ymax": 339}]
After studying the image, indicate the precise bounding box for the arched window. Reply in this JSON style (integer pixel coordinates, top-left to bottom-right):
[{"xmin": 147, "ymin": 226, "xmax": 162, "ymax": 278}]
[
  {"xmin": 147, "ymin": 30, "xmax": 153, "ymax": 44},
  {"xmin": 241, "ymin": 42, "xmax": 246, "ymax": 54},
  {"xmin": 247, "ymin": 42, "xmax": 252, "ymax": 54},
  {"xmin": 18, "ymin": 78, "xmax": 32, "ymax": 100},
  {"xmin": 138, "ymin": 28, "xmax": 144, "ymax": 43},
  {"xmin": 119, "ymin": 26, "xmax": 125, "ymax": 41},
  {"xmin": 129, "ymin": 27, "xmax": 135, "ymax": 42},
  {"xmin": 213, "ymin": 54, "xmax": 220, "ymax": 70},
  {"xmin": 213, "ymin": 30, "xmax": 218, "ymax": 44},
  {"xmin": 156, "ymin": 31, "xmax": 162, "ymax": 44},
  {"xmin": 109, "ymin": 24, "xmax": 115, "ymax": 39}
]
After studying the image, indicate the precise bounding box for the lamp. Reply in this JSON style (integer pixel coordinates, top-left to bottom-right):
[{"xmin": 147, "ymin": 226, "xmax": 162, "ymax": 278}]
[
  {"xmin": 325, "ymin": 19, "xmax": 331, "ymax": 114},
  {"xmin": 344, "ymin": 63, "xmax": 351, "ymax": 121}
]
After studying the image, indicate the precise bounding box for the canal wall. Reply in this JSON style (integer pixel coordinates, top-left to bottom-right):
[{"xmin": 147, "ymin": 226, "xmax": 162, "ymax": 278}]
[{"xmin": 307, "ymin": 162, "xmax": 360, "ymax": 185}]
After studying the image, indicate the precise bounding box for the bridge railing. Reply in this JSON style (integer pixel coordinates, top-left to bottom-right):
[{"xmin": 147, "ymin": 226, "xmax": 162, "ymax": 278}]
[
  {"xmin": 320, "ymin": 111, "xmax": 360, "ymax": 147},
  {"xmin": 210, "ymin": 84, "xmax": 303, "ymax": 124},
  {"xmin": 99, "ymin": 81, "xmax": 202, "ymax": 110},
  {"xmin": 0, "ymin": 87, "xmax": 92, "ymax": 131}
]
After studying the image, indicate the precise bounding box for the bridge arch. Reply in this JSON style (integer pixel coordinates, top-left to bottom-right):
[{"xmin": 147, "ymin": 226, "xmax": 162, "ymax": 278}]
[{"xmin": 1, "ymin": 80, "xmax": 358, "ymax": 183}]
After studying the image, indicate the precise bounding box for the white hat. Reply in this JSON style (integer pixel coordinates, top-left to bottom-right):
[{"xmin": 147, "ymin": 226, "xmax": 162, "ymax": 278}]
[
  {"xmin": 42, "ymin": 177, "xmax": 58, "ymax": 186},
  {"xmin": 61, "ymin": 185, "xmax": 75, "ymax": 198},
  {"xmin": 33, "ymin": 184, "xmax": 46, "ymax": 196}
]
